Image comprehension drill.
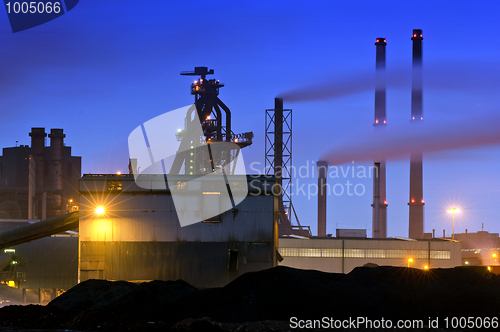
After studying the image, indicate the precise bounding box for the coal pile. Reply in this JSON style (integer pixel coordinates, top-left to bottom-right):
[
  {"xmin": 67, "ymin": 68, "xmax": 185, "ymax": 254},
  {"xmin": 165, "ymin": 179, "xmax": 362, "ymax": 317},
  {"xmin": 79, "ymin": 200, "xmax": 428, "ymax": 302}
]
[{"xmin": 0, "ymin": 266, "xmax": 499, "ymax": 331}]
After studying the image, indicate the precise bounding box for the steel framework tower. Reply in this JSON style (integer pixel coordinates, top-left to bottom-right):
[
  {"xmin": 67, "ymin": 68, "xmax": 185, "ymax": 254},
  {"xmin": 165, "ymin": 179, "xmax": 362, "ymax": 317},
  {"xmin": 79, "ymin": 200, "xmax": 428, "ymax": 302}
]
[
  {"xmin": 372, "ymin": 37, "xmax": 388, "ymax": 238},
  {"xmin": 408, "ymin": 30, "xmax": 424, "ymax": 239},
  {"xmin": 266, "ymin": 98, "xmax": 311, "ymax": 236},
  {"xmin": 172, "ymin": 67, "xmax": 254, "ymax": 175}
]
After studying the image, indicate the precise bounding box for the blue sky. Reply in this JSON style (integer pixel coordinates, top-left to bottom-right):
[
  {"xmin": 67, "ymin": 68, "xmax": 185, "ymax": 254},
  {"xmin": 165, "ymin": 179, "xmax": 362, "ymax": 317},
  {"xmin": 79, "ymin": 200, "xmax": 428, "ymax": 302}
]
[{"xmin": 1, "ymin": 0, "xmax": 500, "ymax": 237}]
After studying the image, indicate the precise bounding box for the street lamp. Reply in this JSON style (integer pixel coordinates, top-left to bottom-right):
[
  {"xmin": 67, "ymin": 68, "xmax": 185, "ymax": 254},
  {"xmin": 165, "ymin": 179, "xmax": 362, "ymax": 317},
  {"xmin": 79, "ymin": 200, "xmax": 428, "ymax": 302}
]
[
  {"xmin": 493, "ymin": 253, "xmax": 497, "ymax": 266},
  {"xmin": 448, "ymin": 208, "xmax": 460, "ymax": 240},
  {"xmin": 408, "ymin": 258, "xmax": 413, "ymax": 268},
  {"xmin": 95, "ymin": 206, "xmax": 105, "ymax": 215}
]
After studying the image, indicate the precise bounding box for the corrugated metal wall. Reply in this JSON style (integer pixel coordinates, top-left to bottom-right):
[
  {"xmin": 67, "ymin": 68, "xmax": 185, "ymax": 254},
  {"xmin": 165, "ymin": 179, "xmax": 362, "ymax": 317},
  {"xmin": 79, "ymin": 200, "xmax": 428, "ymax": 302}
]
[
  {"xmin": 79, "ymin": 175, "xmax": 278, "ymax": 288},
  {"xmin": 14, "ymin": 236, "xmax": 78, "ymax": 289}
]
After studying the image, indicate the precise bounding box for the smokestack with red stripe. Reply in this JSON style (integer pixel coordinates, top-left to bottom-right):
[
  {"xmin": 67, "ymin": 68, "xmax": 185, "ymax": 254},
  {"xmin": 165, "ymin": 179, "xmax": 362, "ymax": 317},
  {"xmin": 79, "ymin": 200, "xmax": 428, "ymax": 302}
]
[
  {"xmin": 409, "ymin": 29, "xmax": 424, "ymax": 239},
  {"xmin": 372, "ymin": 37, "xmax": 388, "ymax": 238}
]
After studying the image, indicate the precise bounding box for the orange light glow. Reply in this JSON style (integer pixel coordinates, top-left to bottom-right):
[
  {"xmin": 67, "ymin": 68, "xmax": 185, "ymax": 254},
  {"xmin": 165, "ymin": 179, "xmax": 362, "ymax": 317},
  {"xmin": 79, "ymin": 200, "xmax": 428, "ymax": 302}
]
[
  {"xmin": 376, "ymin": 39, "xmax": 379, "ymax": 42},
  {"xmin": 117, "ymin": 171, "xmax": 121, "ymax": 175},
  {"xmin": 424, "ymin": 265, "xmax": 429, "ymax": 270},
  {"xmin": 383, "ymin": 120, "xmax": 386, "ymax": 124},
  {"xmin": 384, "ymin": 200, "xmax": 387, "ymax": 204},
  {"xmin": 421, "ymin": 199, "xmax": 424, "ymax": 203},
  {"xmin": 413, "ymin": 34, "xmax": 417, "ymax": 37},
  {"xmin": 375, "ymin": 119, "xmax": 379, "ymax": 124},
  {"xmin": 411, "ymin": 199, "xmax": 415, "ymax": 203},
  {"xmin": 412, "ymin": 116, "xmax": 415, "ymax": 120},
  {"xmin": 95, "ymin": 206, "xmax": 105, "ymax": 215}
]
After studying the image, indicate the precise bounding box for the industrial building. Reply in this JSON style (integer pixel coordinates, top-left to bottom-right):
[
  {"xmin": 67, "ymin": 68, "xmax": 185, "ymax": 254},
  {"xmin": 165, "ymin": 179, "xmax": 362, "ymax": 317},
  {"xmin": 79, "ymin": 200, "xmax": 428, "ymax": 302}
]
[
  {"xmin": 0, "ymin": 128, "xmax": 80, "ymax": 293},
  {"xmin": 78, "ymin": 174, "xmax": 278, "ymax": 288},
  {"xmin": 279, "ymin": 236, "xmax": 461, "ymax": 273},
  {"xmin": 0, "ymin": 30, "xmax": 474, "ymax": 297},
  {"xmin": 77, "ymin": 67, "xmax": 279, "ymax": 288},
  {"xmin": 276, "ymin": 29, "xmax": 461, "ymax": 273},
  {"xmin": 452, "ymin": 230, "xmax": 500, "ymax": 266},
  {"xmin": 0, "ymin": 128, "xmax": 81, "ymax": 219}
]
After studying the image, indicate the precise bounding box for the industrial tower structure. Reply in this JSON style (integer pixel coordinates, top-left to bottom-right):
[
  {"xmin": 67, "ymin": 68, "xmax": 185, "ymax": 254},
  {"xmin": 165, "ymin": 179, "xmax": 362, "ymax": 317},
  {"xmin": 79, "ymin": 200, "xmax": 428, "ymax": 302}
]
[
  {"xmin": 408, "ymin": 29, "xmax": 424, "ymax": 239},
  {"xmin": 172, "ymin": 67, "xmax": 253, "ymax": 175},
  {"xmin": 266, "ymin": 98, "xmax": 311, "ymax": 236},
  {"xmin": 372, "ymin": 37, "xmax": 388, "ymax": 238}
]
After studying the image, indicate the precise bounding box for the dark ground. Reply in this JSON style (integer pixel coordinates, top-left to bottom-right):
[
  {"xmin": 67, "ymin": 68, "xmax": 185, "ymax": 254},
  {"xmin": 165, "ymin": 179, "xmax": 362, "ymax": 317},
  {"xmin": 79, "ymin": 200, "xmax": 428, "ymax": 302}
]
[{"xmin": 0, "ymin": 265, "xmax": 498, "ymax": 331}]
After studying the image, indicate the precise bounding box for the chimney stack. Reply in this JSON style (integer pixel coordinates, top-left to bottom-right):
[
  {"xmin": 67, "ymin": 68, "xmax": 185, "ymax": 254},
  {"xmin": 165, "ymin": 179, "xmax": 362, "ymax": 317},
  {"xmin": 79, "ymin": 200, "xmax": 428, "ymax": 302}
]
[
  {"xmin": 29, "ymin": 128, "xmax": 46, "ymax": 188},
  {"xmin": 408, "ymin": 29, "xmax": 424, "ymax": 239},
  {"xmin": 372, "ymin": 37, "xmax": 388, "ymax": 238},
  {"xmin": 373, "ymin": 162, "xmax": 381, "ymax": 238},
  {"xmin": 317, "ymin": 160, "xmax": 328, "ymax": 237},
  {"xmin": 274, "ymin": 98, "xmax": 283, "ymax": 195},
  {"xmin": 49, "ymin": 129, "xmax": 65, "ymax": 215},
  {"xmin": 49, "ymin": 129, "xmax": 65, "ymax": 191},
  {"xmin": 374, "ymin": 37, "xmax": 387, "ymax": 126}
]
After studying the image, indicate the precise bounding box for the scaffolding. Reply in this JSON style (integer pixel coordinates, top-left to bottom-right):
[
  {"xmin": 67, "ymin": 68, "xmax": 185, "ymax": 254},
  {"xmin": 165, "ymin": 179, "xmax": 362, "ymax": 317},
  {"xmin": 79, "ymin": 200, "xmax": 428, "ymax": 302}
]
[{"xmin": 265, "ymin": 100, "xmax": 311, "ymax": 236}]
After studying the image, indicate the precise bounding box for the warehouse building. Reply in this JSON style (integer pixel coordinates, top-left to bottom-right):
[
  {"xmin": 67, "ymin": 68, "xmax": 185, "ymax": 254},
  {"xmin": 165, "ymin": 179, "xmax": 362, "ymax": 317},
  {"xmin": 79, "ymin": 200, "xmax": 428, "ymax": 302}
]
[
  {"xmin": 279, "ymin": 236, "xmax": 461, "ymax": 273},
  {"xmin": 78, "ymin": 174, "xmax": 279, "ymax": 288}
]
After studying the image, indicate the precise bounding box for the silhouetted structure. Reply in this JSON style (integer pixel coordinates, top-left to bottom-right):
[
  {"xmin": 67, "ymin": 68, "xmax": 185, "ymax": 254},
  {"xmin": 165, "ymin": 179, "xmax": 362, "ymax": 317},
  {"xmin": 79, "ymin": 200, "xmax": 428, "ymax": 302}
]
[
  {"xmin": 409, "ymin": 29, "xmax": 425, "ymax": 239},
  {"xmin": 172, "ymin": 67, "xmax": 253, "ymax": 175},
  {"xmin": 0, "ymin": 128, "xmax": 81, "ymax": 219},
  {"xmin": 266, "ymin": 99, "xmax": 311, "ymax": 236},
  {"xmin": 372, "ymin": 37, "xmax": 388, "ymax": 238}
]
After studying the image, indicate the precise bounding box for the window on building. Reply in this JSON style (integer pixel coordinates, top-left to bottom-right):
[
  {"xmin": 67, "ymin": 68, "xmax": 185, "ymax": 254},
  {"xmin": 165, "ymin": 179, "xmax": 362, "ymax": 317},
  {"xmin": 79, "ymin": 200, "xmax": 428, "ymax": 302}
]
[
  {"xmin": 344, "ymin": 249, "xmax": 365, "ymax": 258},
  {"xmin": 366, "ymin": 249, "xmax": 386, "ymax": 258},
  {"xmin": 107, "ymin": 180, "xmax": 122, "ymax": 191},
  {"xmin": 430, "ymin": 250, "xmax": 450, "ymax": 260},
  {"xmin": 321, "ymin": 248, "xmax": 343, "ymax": 258}
]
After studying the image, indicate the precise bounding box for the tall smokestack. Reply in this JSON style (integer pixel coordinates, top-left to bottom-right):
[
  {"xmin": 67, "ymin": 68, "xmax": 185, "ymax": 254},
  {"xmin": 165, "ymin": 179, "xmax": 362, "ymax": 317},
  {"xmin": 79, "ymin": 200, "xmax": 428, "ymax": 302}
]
[
  {"xmin": 372, "ymin": 38, "xmax": 388, "ymax": 238},
  {"xmin": 409, "ymin": 29, "xmax": 424, "ymax": 239},
  {"xmin": 49, "ymin": 129, "xmax": 65, "ymax": 215},
  {"xmin": 29, "ymin": 128, "xmax": 46, "ymax": 188},
  {"xmin": 274, "ymin": 98, "xmax": 283, "ymax": 194},
  {"xmin": 317, "ymin": 160, "xmax": 328, "ymax": 237},
  {"xmin": 274, "ymin": 98, "xmax": 286, "ymax": 226},
  {"xmin": 373, "ymin": 162, "xmax": 381, "ymax": 237},
  {"xmin": 374, "ymin": 37, "xmax": 386, "ymax": 126}
]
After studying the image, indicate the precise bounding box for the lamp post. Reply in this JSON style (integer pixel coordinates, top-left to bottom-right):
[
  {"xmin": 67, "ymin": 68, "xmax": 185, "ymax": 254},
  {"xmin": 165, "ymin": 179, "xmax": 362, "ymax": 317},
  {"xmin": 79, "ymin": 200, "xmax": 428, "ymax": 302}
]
[{"xmin": 448, "ymin": 208, "xmax": 460, "ymax": 240}]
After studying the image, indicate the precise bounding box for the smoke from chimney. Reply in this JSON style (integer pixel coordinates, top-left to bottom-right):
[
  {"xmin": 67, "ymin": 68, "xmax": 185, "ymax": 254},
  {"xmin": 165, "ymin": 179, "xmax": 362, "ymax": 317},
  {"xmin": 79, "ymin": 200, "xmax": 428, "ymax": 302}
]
[
  {"xmin": 277, "ymin": 61, "xmax": 500, "ymax": 102},
  {"xmin": 319, "ymin": 114, "xmax": 500, "ymax": 166}
]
